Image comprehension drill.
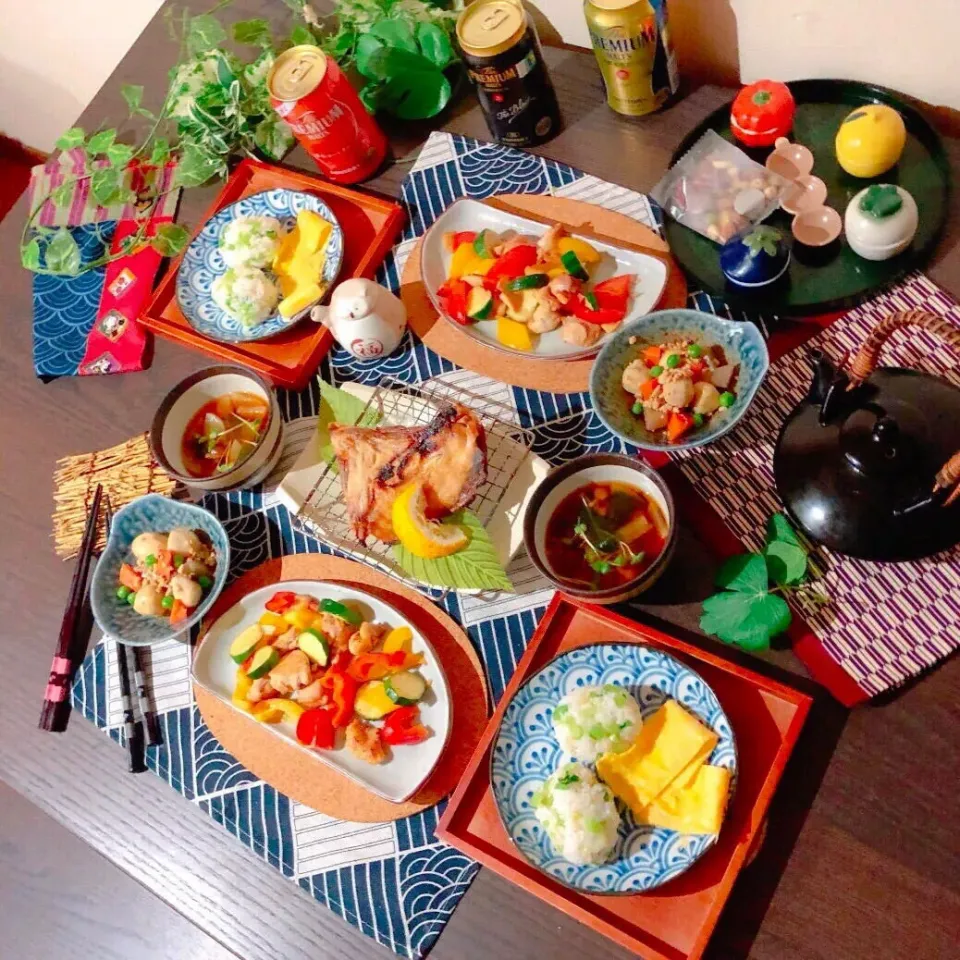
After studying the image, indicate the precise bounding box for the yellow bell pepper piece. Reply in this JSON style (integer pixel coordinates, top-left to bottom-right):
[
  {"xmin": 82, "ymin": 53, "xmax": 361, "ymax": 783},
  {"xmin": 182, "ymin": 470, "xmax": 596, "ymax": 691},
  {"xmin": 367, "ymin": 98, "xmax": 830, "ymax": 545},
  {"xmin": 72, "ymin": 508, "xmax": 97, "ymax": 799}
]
[
  {"xmin": 284, "ymin": 606, "xmax": 317, "ymax": 632},
  {"xmin": 462, "ymin": 255, "xmax": 493, "ymax": 277},
  {"xmin": 296, "ymin": 209, "xmax": 332, "ymax": 255},
  {"xmin": 279, "ymin": 283, "xmax": 323, "ymax": 319},
  {"xmin": 252, "ymin": 698, "xmax": 305, "ymax": 724},
  {"xmin": 382, "ymin": 626, "xmax": 413, "ymax": 654},
  {"xmin": 558, "ymin": 236, "xmax": 601, "ymax": 265},
  {"xmin": 259, "ymin": 612, "xmax": 288, "ymax": 634},
  {"xmin": 496, "ymin": 316, "xmax": 534, "ymax": 351},
  {"xmin": 232, "ymin": 668, "xmax": 253, "ymax": 712},
  {"xmin": 448, "ymin": 241, "xmax": 477, "ymax": 279}
]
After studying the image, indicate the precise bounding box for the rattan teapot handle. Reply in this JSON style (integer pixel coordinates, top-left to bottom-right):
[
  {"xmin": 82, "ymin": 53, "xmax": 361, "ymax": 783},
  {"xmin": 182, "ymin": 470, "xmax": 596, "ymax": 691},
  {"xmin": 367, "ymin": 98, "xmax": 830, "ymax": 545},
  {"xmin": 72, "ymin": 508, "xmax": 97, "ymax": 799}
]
[{"xmin": 845, "ymin": 309, "xmax": 960, "ymax": 505}]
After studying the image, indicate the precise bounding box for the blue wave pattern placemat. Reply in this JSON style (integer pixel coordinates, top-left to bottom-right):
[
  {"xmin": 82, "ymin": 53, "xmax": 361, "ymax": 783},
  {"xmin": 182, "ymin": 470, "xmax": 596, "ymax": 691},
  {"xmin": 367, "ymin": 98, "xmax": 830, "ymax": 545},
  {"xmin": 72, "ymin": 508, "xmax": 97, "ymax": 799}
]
[{"xmin": 71, "ymin": 132, "xmax": 744, "ymax": 958}]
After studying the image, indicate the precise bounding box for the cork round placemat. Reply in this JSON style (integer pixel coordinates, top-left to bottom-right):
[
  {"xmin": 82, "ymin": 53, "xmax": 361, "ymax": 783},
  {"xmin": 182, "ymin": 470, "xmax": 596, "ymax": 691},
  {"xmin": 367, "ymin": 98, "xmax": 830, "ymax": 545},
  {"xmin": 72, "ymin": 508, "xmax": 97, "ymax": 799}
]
[
  {"xmin": 194, "ymin": 554, "xmax": 489, "ymax": 823},
  {"xmin": 400, "ymin": 193, "xmax": 688, "ymax": 393}
]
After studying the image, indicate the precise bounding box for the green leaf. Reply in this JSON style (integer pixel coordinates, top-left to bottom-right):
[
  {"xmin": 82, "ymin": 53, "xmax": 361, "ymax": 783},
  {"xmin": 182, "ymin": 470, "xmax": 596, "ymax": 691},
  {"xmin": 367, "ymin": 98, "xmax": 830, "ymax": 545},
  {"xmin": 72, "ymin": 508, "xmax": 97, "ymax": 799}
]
[
  {"xmin": 150, "ymin": 223, "xmax": 190, "ymax": 257},
  {"xmin": 366, "ymin": 49, "xmax": 452, "ymax": 119},
  {"xmin": 766, "ymin": 512, "xmax": 804, "ymax": 550},
  {"xmin": 369, "ymin": 18, "xmax": 419, "ymax": 54},
  {"xmin": 21, "ymin": 238, "xmax": 41, "ymax": 271},
  {"xmin": 330, "ymin": 28, "xmax": 357, "ymax": 57},
  {"xmin": 359, "ymin": 82, "xmax": 385, "ymax": 114},
  {"xmin": 106, "ymin": 143, "xmax": 134, "ymax": 168},
  {"xmin": 356, "ymin": 33, "xmax": 386, "ymax": 79},
  {"xmin": 393, "ymin": 510, "xmax": 513, "ymax": 592},
  {"xmin": 316, "ymin": 380, "xmax": 382, "ymax": 466},
  {"xmin": 859, "ymin": 183, "xmax": 903, "ymax": 219},
  {"xmin": 253, "ymin": 117, "xmax": 295, "ymax": 162},
  {"xmin": 50, "ymin": 183, "xmax": 74, "ymax": 207},
  {"xmin": 290, "ymin": 24, "xmax": 317, "ymax": 46},
  {"xmin": 764, "ymin": 541, "xmax": 808, "ymax": 586},
  {"xmin": 86, "ymin": 129, "xmax": 116, "ymax": 156},
  {"xmin": 233, "ymin": 18, "xmax": 273, "ymax": 48},
  {"xmin": 715, "ymin": 553, "xmax": 768, "ymax": 593},
  {"xmin": 44, "ymin": 229, "xmax": 82, "ymax": 275},
  {"xmin": 700, "ymin": 590, "xmax": 791, "ymax": 651},
  {"xmin": 149, "ymin": 137, "xmax": 171, "ymax": 166},
  {"xmin": 416, "ymin": 21, "xmax": 454, "ymax": 68},
  {"xmin": 173, "ymin": 141, "xmax": 227, "ymax": 187},
  {"xmin": 120, "ymin": 84, "xmax": 147, "ymax": 116},
  {"xmin": 55, "ymin": 127, "xmax": 85, "ymax": 150},
  {"xmin": 91, "ymin": 166, "xmax": 122, "ymax": 205},
  {"xmin": 186, "ymin": 13, "xmax": 227, "ymax": 57}
]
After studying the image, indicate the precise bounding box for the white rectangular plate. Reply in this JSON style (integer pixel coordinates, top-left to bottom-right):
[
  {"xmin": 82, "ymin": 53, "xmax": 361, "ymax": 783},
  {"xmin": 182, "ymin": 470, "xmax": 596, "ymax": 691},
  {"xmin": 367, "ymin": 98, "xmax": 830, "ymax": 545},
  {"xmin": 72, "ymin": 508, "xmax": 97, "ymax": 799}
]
[
  {"xmin": 420, "ymin": 197, "xmax": 668, "ymax": 360},
  {"xmin": 192, "ymin": 580, "xmax": 451, "ymax": 803}
]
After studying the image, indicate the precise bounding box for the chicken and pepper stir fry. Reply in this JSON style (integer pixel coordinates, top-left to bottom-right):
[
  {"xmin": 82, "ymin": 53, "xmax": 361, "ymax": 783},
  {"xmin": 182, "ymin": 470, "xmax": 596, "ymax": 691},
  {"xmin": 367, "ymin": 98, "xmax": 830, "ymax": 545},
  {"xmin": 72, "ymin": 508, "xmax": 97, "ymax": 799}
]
[
  {"xmin": 230, "ymin": 591, "xmax": 432, "ymax": 765},
  {"xmin": 621, "ymin": 338, "xmax": 740, "ymax": 443},
  {"xmin": 116, "ymin": 527, "xmax": 217, "ymax": 623}
]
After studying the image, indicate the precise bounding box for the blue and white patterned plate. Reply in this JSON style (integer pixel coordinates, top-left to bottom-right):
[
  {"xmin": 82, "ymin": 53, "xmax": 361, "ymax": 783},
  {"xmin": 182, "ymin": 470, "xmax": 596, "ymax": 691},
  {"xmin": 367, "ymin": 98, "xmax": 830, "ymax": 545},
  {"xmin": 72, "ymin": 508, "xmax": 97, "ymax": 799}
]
[
  {"xmin": 491, "ymin": 642, "xmax": 737, "ymax": 894},
  {"xmin": 90, "ymin": 494, "xmax": 231, "ymax": 647},
  {"xmin": 176, "ymin": 189, "xmax": 343, "ymax": 344}
]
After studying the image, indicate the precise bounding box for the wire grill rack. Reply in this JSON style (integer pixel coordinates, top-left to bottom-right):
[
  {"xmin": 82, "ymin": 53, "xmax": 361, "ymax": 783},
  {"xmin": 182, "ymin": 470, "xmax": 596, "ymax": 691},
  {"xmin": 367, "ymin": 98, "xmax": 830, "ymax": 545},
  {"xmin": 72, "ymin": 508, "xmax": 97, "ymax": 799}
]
[{"xmin": 292, "ymin": 376, "xmax": 536, "ymax": 598}]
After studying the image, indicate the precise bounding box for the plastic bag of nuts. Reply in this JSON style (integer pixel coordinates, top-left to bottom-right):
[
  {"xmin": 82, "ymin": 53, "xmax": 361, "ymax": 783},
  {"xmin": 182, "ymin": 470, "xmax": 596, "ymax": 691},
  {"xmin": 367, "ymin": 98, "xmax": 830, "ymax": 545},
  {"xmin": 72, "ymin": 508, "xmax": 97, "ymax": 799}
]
[{"xmin": 651, "ymin": 130, "xmax": 790, "ymax": 244}]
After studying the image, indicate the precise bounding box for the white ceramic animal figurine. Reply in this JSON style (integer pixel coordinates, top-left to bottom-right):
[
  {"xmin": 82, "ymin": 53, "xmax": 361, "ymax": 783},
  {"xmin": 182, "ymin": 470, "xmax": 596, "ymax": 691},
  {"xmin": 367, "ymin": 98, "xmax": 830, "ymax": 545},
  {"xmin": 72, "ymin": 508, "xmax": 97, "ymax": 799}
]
[{"xmin": 312, "ymin": 278, "xmax": 407, "ymax": 360}]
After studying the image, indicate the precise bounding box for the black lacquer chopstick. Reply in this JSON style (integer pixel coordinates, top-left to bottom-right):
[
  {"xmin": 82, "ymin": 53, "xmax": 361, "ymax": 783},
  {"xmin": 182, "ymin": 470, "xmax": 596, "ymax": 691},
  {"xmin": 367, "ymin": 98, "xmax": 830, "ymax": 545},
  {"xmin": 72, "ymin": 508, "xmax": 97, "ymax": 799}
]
[
  {"xmin": 116, "ymin": 641, "xmax": 147, "ymax": 773},
  {"xmin": 131, "ymin": 646, "xmax": 162, "ymax": 747}
]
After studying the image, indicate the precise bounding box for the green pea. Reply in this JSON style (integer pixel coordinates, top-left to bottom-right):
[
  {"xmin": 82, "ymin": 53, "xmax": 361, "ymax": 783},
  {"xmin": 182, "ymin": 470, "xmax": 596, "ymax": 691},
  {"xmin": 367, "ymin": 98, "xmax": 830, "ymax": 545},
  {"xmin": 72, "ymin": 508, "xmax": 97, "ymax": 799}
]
[
  {"xmin": 117, "ymin": 585, "xmax": 131, "ymax": 601},
  {"xmin": 144, "ymin": 554, "xmax": 157, "ymax": 566},
  {"xmin": 665, "ymin": 353, "xmax": 680, "ymax": 369},
  {"xmin": 198, "ymin": 575, "xmax": 213, "ymax": 590},
  {"xmin": 126, "ymin": 591, "xmax": 138, "ymax": 605},
  {"xmin": 631, "ymin": 401, "xmax": 643, "ymax": 416},
  {"xmin": 161, "ymin": 594, "xmax": 174, "ymax": 610},
  {"xmin": 649, "ymin": 365, "xmax": 663, "ymax": 377},
  {"xmin": 693, "ymin": 412, "xmax": 705, "ymax": 428},
  {"xmin": 719, "ymin": 391, "xmax": 736, "ymax": 408},
  {"xmin": 173, "ymin": 554, "xmax": 185, "ymax": 568},
  {"xmin": 687, "ymin": 343, "xmax": 703, "ymax": 358}
]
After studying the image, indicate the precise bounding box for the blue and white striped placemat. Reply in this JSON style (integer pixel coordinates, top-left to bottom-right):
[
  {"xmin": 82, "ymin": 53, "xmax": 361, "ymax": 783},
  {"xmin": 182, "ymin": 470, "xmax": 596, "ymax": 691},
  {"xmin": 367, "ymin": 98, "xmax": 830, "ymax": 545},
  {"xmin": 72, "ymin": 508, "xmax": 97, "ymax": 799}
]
[{"xmin": 69, "ymin": 131, "xmax": 777, "ymax": 958}]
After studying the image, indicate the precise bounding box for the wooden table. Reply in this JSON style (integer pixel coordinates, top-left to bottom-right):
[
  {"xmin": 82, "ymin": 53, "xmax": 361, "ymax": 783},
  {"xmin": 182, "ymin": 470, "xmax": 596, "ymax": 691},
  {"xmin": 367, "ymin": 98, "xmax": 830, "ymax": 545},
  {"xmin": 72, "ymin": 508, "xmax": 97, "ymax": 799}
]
[{"xmin": 2, "ymin": 5, "xmax": 959, "ymax": 959}]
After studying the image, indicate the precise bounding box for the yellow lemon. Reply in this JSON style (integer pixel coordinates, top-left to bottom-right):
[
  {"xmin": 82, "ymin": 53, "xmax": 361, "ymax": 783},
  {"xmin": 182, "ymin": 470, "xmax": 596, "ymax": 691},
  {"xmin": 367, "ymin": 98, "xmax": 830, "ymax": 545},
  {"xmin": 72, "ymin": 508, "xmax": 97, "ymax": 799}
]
[
  {"xmin": 835, "ymin": 104, "xmax": 906, "ymax": 178},
  {"xmin": 392, "ymin": 483, "xmax": 468, "ymax": 559}
]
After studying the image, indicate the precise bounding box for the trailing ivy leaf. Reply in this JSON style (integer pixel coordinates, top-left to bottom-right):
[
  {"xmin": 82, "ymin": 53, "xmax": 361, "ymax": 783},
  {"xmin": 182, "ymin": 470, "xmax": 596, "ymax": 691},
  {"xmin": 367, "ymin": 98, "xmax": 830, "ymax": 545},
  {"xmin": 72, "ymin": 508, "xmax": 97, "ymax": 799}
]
[
  {"xmin": 106, "ymin": 143, "xmax": 134, "ymax": 168},
  {"xmin": 50, "ymin": 183, "xmax": 74, "ymax": 207},
  {"xmin": 369, "ymin": 18, "xmax": 419, "ymax": 55},
  {"xmin": 290, "ymin": 24, "xmax": 317, "ymax": 46},
  {"xmin": 715, "ymin": 553, "xmax": 768, "ymax": 593},
  {"xmin": 149, "ymin": 137, "xmax": 171, "ymax": 166},
  {"xmin": 393, "ymin": 510, "xmax": 513, "ymax": 592},
  {"xmin": 186, "ymin": 13, "xmax": 227, "ymax": 57},
  {"xmin": 120, "ymin": 84, "xmax": 153, "ymax": 118},
  {"xmin": 86, "ymin": 129, "xmax": 116, "ymax": 156},
  {"xmin": 44, "ymin": 229, "xmax": 82, "ymax": 275},
  {"xmin": 700, "ymin": 590, "xmax": 791, "ymax": 651},
  {"xmin": 55, "ymin": 127, "xmax": 85, "ymax": 150},
  {"xmin": 21, "ymin": 238, "xmax": 41, "ymax": 271},
  {"xmin": 330, "ymin": 28, "xmax": 356, "ymax": 57},
  {"xmin": 355, "ymin": 33, "xmax": 386, "ymax": 79},
  {"xmin": 766, "ymin": 512, "xmax": 804, "ymax": 550},
  {"xmin": 91, "ymin": 166, "xmax": 122, "ymax": 205},
  {"xmin": 174, "ymin": 141, "xmax": 227, "ymax": 187},
  {"xmin": 416, "ymin": 21, "xmax": 454, "ymax": 69},
  {"xmin": 233, "ymin": 18, "xmax": 273, "ymax": 48},
  {"xmin": 253, "ymin": 117, "xmax": 295, "ymax": 161},
  {"xmin": 150, "ymin": 223, "xmax": 190, "ymax": 257},
  {"xmin": 764, "ymin": 541, "xmax": 808, "ymax": 586},
  {"xmin": 367, "ymin": 49, "xmax": 452, "ymax": 119},
  {"xmin": 359, "ymin": 82, "xmax": 386, "ymax": 114}
]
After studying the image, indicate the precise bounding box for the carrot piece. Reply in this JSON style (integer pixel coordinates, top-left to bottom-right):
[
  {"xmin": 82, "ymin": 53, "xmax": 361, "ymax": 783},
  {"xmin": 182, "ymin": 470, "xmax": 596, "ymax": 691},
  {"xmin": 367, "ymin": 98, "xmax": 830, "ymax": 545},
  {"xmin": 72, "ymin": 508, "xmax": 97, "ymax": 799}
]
[
  {"xmin": 169, "ymin": 599, "xmax": 189, "ymax": 624},
  {"xmin": 118, "ymin": 563, "xmax": 142, "ymax": 591},
  {"xmin": 667, "ymin": 411, "xmax": 694, "ymax": 442},
  {"xmin": 639, "ymin": 379, "xmax": 658, "ymax": 400},
  {"xmin": 155, "ymin": 549, "xmax": 175, "ymax": 579},
  {"xmin": 643, "ymin": 346, "xmax": 662, "ymax": 366}
]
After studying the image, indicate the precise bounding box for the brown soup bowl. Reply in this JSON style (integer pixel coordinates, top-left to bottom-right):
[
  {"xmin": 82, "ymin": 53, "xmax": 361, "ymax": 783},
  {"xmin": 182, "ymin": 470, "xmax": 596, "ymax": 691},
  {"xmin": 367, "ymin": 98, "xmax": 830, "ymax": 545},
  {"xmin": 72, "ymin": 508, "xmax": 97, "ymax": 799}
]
[{"xmin": 522, "ymin": 453, "xmax": 677, "ymax": 605}]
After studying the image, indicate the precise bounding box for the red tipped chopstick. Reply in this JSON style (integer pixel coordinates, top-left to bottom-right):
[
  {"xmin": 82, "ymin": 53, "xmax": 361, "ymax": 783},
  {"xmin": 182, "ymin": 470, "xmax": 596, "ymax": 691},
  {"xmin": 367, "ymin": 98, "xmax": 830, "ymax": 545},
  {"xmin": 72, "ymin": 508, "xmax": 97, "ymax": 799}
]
[{"xmin": 39, "ymin": 483, "xmax": 103, "ymax": 732}]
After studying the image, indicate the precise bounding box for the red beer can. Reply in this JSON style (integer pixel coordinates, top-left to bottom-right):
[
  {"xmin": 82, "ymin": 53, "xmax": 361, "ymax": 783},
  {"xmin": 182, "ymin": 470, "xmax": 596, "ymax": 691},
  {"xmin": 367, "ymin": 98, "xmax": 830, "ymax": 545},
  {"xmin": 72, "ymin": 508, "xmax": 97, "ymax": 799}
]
[{"xmin": 268, "ymin": 46, "xmax": 388, "ymax": 184}]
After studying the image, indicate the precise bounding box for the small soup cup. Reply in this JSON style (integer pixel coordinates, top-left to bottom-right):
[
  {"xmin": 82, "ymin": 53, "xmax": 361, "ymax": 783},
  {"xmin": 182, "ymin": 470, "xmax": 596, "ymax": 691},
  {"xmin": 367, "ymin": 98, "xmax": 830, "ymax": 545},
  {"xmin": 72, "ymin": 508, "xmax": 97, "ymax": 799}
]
[
  {"xmin": 150, "ymin": 365, "xmax": 283, "ymax": 493},
  {"xmin": 792, "ymin": 206, "xmax": 842, "ymax": 247},
  {"xmin": 522, "ymin": 454, "xmax": 677, "ymax": 605}
]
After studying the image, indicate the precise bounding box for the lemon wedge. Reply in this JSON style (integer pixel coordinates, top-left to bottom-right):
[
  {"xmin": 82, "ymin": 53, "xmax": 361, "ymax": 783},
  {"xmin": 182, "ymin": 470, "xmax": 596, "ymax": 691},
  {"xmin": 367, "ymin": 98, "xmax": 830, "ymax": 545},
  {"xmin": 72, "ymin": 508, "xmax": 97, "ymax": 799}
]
[{"xmin": 392, "ymin": 483, "xmax": 468, "ymax": 558}]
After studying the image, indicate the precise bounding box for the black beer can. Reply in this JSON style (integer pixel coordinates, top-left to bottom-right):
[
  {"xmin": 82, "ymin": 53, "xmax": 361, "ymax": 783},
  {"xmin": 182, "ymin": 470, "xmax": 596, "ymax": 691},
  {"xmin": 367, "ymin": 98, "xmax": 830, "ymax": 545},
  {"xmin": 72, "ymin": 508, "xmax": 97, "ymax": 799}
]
[{"xmin": 456, "ymin": 0, "xmax": 562, "ymax": 147}]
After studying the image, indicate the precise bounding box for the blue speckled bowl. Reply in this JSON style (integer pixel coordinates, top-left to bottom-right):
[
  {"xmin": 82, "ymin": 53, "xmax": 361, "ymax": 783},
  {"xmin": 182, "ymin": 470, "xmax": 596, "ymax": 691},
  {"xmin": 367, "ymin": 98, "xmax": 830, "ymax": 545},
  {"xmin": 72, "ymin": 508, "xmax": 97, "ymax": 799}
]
[
  {"xmin": 90, "ymin": 495, "xmax": 230, "ymax": 647},
  {"xmin": 589, "ymin": 308, "xmax": 770, "ymax": 453},
  {"xmin": 490, "ymin": 643, "xmax": 738, "ymax": 894}
]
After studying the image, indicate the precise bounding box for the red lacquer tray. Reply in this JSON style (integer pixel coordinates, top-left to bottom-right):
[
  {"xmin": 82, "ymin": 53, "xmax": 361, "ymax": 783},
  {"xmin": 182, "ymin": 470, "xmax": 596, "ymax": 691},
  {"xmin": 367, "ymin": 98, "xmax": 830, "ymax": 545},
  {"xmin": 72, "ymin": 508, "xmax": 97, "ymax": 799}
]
[
  {"xmin": 141, "ymin": 159, "xmax": 405, "ymax": 390},
  {"xmin": 437, "ymin": 595, "xmax": 813, "ymax": 960}
]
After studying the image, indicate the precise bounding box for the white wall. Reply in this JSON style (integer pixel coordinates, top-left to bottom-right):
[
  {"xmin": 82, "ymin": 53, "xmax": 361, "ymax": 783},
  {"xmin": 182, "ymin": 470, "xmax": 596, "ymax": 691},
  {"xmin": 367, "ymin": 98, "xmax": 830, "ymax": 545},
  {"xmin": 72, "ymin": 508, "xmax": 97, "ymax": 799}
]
[{"xmin": 0, "ymin": 0, "xmax": 164, "ymax": 151}]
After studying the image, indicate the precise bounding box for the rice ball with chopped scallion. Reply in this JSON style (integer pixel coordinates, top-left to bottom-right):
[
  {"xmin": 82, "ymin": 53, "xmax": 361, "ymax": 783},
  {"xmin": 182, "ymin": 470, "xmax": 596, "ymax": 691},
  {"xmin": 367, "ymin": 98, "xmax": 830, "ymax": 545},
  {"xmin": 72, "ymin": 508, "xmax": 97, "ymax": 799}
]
[
  {"xmin": 219, "ymin": 215, "xmax": 285, "ymax": 268},
  {"xmin": 552, "ymin": 684, "xmax": 643, "ymax": 763},
  {"xmin": 211, "ymin": 266, "xmax": 279, "ymax": 327},
  {"xmin": 530, "ymin": 762, "xmax": 620, "ymax": 865}
]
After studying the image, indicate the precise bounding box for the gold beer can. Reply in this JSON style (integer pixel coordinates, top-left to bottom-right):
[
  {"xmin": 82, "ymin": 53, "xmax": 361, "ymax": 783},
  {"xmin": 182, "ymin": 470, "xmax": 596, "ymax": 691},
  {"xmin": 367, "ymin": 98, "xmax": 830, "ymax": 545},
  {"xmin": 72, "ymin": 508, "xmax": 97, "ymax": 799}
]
[{"xmin": 584, "ymin": 0, "xmax": 679, "ymax": 117}]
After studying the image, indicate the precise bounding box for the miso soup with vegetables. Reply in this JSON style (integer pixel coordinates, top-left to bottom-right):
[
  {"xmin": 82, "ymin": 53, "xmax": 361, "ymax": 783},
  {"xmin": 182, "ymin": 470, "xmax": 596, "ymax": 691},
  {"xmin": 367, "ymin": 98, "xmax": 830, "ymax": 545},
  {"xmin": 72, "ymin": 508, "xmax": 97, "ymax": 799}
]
[
  {"xmin": 544, "ymin": 481, "xmax": 669, "ymax": 591},
  {"xmin": 181, "ymin": 391, "xmax": 271, "ymax": 479},
  {"xmin": 621, "ymin": 338, "xmax": 740, "ymax": 443}
]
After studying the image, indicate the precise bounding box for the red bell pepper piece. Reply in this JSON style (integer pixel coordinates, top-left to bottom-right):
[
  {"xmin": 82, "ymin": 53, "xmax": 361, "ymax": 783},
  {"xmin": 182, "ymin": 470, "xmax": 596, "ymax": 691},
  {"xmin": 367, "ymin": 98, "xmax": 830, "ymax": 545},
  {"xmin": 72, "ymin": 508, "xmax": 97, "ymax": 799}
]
[
  {"xmin": 570, "ymin": 294, "xmax": 626, "ymax": 326},
  {"xmin": 319, "ymin": 670, "xmax": 357, "ymax": 728},
  {"xmin": 265, "ymin": 591, "xmax": 297, "ymax": 614},
  {"xmin": 346, "ymin": 651, "xmax": 407, "ymax": 683},
  {"xmin": 485, "ymin": 244, "xmax": 537, "ymax": 282},
  {"xmin": 381, "ymin": 706, "xmax": 429, "ymax": 746},
  {"xmin": 452, "ymin": 230, "xmax": 477, "ymax": 248},
  {"xmin": 296, "ymin": 707, "xmax": 336, "ymax": 749},
  {"xmin": 437, "ymin": 278, "xmax": 469, "ymax": 325},
  {"xmin": 592, "ymin": 274, "xmax": 633, "ymax": 310}
]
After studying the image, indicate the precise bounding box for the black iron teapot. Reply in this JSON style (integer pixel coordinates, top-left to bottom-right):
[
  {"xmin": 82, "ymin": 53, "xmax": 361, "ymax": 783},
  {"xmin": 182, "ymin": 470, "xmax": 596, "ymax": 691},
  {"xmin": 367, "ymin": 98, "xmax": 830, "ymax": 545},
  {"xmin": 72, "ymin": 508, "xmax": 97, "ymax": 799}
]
[{"xmin": 773, "ymin": 310, "xmax": 960, "ymax": 561}]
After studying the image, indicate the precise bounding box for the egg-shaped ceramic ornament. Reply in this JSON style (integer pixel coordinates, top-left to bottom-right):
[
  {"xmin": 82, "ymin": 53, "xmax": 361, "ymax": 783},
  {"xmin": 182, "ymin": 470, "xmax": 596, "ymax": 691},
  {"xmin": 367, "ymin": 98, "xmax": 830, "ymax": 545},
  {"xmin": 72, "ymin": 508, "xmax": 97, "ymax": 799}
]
[
  {"xmin": 844, "ymin": 184, "xmax": 918, "ymax": 261},
  {"xmin": 720, "ymin": 226, "xmax": 791, "ymax": 288}
]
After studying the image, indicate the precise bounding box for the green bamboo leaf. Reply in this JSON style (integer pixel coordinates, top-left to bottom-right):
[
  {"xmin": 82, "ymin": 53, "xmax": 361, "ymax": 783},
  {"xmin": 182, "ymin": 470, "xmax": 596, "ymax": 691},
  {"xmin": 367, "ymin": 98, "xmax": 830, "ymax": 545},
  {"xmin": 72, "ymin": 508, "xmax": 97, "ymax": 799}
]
[
  {"xmin": 86, "ymin": 129, "xmax": 116, "ymax": 156},
  {"xmin": 316, "ymin": 380, "xmax": 382, "ymax": 466},
  {"xmin": 55, "ymin": 127, "xmax": 85, "ymax": 150},
  {"xmin": 416, "ymin": 21, "xmax": 454, "ymax": 68},
  {"xmin": 21, "ymin": 238, "xmax": 41, "ymax": 271},
  {"xmin": 715, "ymin": 553, "xmax": 768, "ymax": 593},
  {"xmin": 44, "ymin": 229, "xmax": 82, "ymax": 275},
  {"xmin": 233, "ymin": 18, "xmax": 273, "ymax": 48},
  {"xmin": 186, "ymin": 13, "xmax": 227, "ymax": 57},
  {"xmin": 150, "ymin": 223, "xmax": 190, "ymax": 257}
]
